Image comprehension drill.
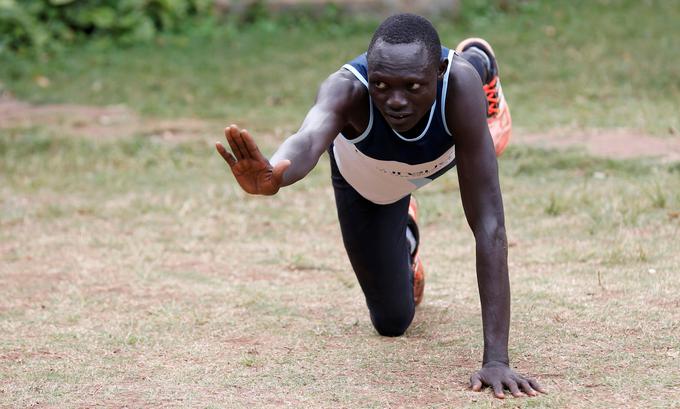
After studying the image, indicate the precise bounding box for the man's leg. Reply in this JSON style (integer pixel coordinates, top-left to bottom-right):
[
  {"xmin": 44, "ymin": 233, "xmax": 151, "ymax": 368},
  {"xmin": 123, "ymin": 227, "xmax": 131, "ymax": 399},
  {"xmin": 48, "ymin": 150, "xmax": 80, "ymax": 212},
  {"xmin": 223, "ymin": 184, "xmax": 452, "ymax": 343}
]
[
  {"xmin": 329, "ymin": 148, "xmax": 415, "ymax": 337},
  {"xmin": 457, "ymin": 38, "xmax": 512, "ymax": 156}
]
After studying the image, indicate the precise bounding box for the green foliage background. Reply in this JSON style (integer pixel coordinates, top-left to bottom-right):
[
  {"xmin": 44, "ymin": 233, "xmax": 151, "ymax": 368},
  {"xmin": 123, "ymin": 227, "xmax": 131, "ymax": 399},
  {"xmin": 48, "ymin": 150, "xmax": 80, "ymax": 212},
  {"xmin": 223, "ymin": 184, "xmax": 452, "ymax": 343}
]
[
  {"xmin": 0, "ymin": 0, "xmax": 213, "ymax": 53},
  {"xmin": 1, "ymin": 0, "xmax": 677, "ymax": 133},
  {"xmin": 0, "ymin": 0, "xmax": 570, "ymax": 55}
]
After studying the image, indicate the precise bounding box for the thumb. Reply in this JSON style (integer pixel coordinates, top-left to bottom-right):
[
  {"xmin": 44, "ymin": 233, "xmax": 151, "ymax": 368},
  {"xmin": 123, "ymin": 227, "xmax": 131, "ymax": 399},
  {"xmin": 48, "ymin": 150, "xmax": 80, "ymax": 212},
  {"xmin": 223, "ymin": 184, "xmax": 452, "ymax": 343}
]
[
  {"xmin": 470, "ymin": 373, "xmax": 483, "ymax": 392},
  {"xmin": 272, "ymin": 159, "xmax": 291, "ymax": 186}
]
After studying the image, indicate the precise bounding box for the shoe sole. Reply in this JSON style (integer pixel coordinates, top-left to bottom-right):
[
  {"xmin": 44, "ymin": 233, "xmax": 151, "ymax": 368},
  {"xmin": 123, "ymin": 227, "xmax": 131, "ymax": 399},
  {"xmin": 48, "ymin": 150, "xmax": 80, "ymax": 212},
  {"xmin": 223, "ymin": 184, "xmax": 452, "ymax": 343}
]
[{"xmin": 455, "ymin": 37, "xmax": 499, "ymax": 75}]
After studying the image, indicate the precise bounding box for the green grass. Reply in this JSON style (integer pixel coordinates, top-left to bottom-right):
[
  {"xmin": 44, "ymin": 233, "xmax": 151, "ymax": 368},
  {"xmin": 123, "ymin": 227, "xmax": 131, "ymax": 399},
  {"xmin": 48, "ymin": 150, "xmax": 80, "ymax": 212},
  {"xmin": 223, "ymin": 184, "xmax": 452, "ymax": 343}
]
[{"xmin": 1, "ymin": 0, "xmax": 678, "ymax": 133}]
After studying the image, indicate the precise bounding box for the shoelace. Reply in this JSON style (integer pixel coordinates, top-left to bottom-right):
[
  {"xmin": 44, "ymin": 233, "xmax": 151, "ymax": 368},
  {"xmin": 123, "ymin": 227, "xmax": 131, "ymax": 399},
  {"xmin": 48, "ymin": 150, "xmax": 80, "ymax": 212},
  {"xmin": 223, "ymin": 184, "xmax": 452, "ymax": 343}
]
[{"xmin": 483, "ymin": 76, "xmax": 500, "ymax": 117}]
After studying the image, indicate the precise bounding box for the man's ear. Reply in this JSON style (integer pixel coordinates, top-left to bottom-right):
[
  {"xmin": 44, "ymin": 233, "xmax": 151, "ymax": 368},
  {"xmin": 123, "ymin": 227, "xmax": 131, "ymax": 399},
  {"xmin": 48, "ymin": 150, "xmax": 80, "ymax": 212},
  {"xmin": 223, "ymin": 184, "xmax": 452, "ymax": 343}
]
[{"xmin": 437, "ymin": 58, "xmax": 449, "ymax": 80}]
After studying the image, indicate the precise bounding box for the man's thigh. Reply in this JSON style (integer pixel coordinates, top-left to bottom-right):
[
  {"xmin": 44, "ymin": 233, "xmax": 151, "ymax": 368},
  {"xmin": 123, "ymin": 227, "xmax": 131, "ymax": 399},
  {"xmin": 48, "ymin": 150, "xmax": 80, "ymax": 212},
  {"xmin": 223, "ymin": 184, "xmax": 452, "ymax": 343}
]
[{"xmin": 329, "ymin": 149, "xmax": 414, "ymax": 333}]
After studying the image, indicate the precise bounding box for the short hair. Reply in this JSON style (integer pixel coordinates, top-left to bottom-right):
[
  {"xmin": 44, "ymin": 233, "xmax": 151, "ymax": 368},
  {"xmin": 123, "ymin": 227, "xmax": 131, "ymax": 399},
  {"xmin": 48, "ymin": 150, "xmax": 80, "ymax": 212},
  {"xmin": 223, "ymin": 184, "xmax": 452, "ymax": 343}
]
[{"xmin": 367, "ymin": 14, "xmax": 441, "ymax": 69}]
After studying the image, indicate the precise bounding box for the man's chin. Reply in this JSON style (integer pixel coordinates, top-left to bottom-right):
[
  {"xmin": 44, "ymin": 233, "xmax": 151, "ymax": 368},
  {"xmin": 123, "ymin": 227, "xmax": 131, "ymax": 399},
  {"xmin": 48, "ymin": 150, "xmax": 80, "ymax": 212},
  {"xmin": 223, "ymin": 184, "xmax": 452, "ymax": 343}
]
[{"xmin": 387, "ymin": 118, "xmax": 418, "ymax": 133}]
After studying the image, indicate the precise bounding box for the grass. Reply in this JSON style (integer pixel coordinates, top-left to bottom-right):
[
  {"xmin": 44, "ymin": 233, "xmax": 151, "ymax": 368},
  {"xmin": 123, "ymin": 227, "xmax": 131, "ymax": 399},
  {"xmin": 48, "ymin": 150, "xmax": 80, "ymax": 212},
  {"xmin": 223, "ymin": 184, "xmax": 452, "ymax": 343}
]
[
  {"xmin": 0, "ymin": 0, "xmax": 678, "ymax": 134},
  {"xmin": 1, "ymin": 128, "xmax": 679, "ymax": 408},
  {"xmin": 1, "ymin": 0, "xmax": 680, "ymax": 407}
]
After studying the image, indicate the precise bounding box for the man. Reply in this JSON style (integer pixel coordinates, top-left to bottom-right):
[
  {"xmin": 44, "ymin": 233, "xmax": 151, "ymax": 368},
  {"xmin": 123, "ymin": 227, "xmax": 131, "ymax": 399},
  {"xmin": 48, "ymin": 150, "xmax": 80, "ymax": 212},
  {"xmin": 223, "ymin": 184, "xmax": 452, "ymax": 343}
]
[{"xmin": 216, "ymin": 14, "xmax": 546, "ymax": 399}]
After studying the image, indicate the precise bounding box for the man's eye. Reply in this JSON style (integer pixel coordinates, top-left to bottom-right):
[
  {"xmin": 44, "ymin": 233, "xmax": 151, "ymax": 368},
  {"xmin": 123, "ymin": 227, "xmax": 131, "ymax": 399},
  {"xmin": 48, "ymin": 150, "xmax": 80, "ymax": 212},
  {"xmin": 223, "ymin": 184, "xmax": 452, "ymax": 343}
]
[
  {"xmin": 409, "ymin": 83, "xmax": 421, "ymax": 91},
  {"xmin": 375, "ymin": 81, "xmax": 387, "ymax": 90}
]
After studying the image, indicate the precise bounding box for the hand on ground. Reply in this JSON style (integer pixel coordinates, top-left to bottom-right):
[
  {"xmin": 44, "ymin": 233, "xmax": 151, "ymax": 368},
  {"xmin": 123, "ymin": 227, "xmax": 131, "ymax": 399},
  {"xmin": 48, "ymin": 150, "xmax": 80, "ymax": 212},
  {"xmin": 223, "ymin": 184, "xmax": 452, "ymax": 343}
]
[
  {"xmin": 470, "ymin": 361, "xmax": 546, "ymax": 399},
  {"xmin": 216, "ymin": 124, "xmax": 290, "ymax": 195}
]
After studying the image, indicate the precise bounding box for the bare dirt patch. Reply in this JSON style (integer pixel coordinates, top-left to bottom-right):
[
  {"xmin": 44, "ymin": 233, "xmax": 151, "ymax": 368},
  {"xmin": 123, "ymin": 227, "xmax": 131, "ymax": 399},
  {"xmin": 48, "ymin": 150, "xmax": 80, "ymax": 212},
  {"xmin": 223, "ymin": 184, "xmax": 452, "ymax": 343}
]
[
  {"xmin": 3, "ymin": 95, "xmax": 680, "ymax": 161},
  {"xmin": 0, "ymin": 94, "xmax": 211, "ymax": 142},
  {"xmin": 515, "ymin": 127, "xmax": 680, "ymax": 162}
]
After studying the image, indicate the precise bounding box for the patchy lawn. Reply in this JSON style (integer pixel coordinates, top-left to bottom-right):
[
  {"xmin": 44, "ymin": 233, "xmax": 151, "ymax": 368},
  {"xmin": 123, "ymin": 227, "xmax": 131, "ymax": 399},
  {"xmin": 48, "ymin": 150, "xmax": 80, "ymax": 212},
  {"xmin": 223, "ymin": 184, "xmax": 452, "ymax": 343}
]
[
  {"xmin": 1, "ymin": 114, "xmax": 678, "ymax": 407},
  {"xmin": 1, "ymin": 1, "xmax": 679, "ymax": 406}
]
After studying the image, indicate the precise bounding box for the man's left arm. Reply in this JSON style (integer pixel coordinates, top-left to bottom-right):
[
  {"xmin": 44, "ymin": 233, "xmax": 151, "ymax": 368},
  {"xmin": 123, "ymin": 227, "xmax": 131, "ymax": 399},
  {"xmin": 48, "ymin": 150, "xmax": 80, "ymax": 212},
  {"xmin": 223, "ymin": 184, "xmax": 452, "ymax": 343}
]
[{"xmin": 446, "ymin": 60, "xmax": 545, "ymax": 399}]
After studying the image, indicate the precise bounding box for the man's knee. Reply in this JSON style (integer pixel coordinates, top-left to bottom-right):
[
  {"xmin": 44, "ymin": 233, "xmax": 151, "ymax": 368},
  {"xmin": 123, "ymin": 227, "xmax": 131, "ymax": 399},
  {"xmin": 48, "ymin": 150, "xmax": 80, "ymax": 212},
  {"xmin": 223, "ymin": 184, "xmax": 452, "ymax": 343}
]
[{"xmin": 369, "ymin": 306, "xmax": 414, "ymax": 337}]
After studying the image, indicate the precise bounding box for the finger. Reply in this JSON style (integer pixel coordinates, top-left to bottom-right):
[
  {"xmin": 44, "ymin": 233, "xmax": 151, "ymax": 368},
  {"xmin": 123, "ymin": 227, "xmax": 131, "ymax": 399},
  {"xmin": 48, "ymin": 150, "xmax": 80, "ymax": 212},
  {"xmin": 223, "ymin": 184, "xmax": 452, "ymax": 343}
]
[
  {"xmin": 492, "ymin": 382, "xmax": 505, "ymax": 399},
  {"xmin": 272, "ymin": 160, "xmax": 291, "ymax": 186},
  {"xmin": 240, "ymin": 128, "xmax": 267, "ymax": 162},
  {"xmin": 225, "ymin": 125, "xmax": 244, "ymax": 160},
  {"xmin": 215, "ymin": 142, "xmax": 237, "ymax": 167},
  {"xmin": 504, "ymin": 380, "xmax": 523, "ymax": 398},
  {"xmin": 527, "ymin": 378, "xmax": 546, "ymax": 394},
  {"xmin": 233, "ymin": 129, "xmax": 252, "ymax": 160},
  {"xmin": 518, "ymin": 379, "xmax": 537, "ymax": 397},
  {"xmin": 469, "ymin": 373, "xmax": 483, "ymax": 392}
]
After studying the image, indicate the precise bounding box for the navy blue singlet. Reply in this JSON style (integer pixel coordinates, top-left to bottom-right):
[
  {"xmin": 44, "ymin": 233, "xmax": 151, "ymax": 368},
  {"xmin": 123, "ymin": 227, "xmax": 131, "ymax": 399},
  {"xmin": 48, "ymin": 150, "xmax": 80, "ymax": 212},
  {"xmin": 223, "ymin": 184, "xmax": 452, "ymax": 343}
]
[{"xmin": 332, "ymin": 46, "xmax": 458, "ymax": 204}]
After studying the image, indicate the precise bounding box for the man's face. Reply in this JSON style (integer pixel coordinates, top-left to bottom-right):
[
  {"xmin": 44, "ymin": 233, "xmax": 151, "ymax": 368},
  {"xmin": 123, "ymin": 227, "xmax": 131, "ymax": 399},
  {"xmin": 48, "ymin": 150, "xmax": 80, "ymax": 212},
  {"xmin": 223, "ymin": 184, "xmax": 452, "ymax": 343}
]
[{"xmin": 367, "ymin": 40, "xmax": 443, "ymax": 133}]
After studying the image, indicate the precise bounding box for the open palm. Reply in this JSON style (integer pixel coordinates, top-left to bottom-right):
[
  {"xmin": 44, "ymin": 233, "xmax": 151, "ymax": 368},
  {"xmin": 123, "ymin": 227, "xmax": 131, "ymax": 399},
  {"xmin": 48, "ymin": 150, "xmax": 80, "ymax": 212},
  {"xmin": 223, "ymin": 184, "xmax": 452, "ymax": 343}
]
[{"xmin": 216, "ymin": 125, "xmax": 290, "ymax": 195}]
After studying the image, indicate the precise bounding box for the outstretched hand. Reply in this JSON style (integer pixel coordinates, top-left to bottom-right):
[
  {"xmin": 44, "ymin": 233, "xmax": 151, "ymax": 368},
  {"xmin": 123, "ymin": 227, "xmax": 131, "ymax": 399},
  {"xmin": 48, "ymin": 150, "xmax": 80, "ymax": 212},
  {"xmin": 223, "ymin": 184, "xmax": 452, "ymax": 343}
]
[
  {"xmin": 216, "ymin": 124, "xmax": 291, "ymax": 195},
  {"xmin": 470, "ymin": 361, "xmax": 546, "ymax": 399}
]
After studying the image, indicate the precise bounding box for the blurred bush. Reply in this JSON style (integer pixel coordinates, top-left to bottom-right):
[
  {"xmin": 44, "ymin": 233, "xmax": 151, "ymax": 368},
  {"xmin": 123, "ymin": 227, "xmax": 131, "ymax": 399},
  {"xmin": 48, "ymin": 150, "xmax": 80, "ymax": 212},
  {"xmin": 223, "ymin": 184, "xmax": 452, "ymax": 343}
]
[
  {"xmin": 0, "ymin": 0, "xmax": 525, "ymax": 55},
  {"xmin": 0, "ymin": 0, "xmax": 215, "ymax": 54}
]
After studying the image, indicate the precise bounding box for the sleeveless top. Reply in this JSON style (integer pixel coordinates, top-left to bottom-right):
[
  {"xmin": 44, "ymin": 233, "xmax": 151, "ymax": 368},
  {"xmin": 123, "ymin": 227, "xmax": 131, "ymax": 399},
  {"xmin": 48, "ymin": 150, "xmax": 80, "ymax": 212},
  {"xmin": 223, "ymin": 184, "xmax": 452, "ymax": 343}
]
[{"xmin": 332, "ymin": 46, "xmax": 457, "ymax": 204}]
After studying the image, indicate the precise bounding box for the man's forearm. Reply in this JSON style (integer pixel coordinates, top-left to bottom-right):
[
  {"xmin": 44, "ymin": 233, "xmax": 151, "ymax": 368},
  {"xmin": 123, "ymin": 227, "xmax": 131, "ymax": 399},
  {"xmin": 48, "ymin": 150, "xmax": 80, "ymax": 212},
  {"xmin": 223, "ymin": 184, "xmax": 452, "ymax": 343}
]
[
  {"xmin": 475, "ymin": 226, "xmax": 511, "ymax": 365},
  {"xmin": 270, "ymin": 132, "xmax": 323, "ymax": 187}
]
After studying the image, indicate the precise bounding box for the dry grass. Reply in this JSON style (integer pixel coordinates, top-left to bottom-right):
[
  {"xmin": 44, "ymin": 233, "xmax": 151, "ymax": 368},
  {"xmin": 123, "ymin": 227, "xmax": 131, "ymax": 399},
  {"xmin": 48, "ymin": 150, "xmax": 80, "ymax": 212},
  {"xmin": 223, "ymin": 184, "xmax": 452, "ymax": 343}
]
[{"xmin": 1, "ymin": 125, "xmax": 679, "ymax": 408}]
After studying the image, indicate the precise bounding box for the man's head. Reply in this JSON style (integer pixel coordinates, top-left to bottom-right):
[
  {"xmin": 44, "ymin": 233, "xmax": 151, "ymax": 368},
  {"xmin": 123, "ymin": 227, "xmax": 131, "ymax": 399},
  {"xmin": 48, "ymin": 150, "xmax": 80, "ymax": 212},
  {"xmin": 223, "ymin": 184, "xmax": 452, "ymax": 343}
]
[{"xmin": 366, "ymin": 14, "xmax": 447, "ymax": 132}]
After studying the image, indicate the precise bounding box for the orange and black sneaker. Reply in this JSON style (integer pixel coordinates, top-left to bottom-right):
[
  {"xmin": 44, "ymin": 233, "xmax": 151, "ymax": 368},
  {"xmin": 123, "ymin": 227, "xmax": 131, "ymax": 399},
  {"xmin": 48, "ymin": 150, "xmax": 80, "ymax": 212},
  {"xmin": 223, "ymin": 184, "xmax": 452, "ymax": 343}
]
[
  {"xmin": 456, "ymin": 37, "xmax": 512, "ymax": 157},
  {"xmin": 408, "ymin": 196, "xmax": 425, "ymax": 306}
]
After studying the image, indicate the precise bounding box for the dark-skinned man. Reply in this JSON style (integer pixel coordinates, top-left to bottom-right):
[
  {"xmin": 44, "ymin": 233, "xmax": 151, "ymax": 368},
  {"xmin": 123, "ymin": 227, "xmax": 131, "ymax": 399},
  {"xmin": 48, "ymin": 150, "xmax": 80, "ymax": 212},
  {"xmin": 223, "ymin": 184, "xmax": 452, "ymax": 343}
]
[{"xmin": 216, "ymin": 14, "xmax": 546, "ymax": 399}]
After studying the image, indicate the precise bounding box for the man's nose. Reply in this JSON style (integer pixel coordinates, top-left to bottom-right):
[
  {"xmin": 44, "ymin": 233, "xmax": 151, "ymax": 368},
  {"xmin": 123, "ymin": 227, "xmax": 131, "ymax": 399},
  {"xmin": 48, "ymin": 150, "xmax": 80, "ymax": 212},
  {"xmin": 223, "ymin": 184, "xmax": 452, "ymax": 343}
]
[{"xmin": 386, "ymin": 91, "xmax": 408, "ymax": 111}]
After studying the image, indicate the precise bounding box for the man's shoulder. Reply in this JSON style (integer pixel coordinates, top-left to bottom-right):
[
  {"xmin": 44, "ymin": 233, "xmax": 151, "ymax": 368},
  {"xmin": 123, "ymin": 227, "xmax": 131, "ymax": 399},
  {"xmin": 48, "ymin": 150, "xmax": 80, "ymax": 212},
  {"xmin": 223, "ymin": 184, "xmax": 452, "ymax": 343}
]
[
  {"xmin": 317, "ymin": 68, "xmax": 368, "ymax": 119},
  {"xmin": 446, "ymin": 55, "xmax": 485, "ymax": 97},
  {"xmin": 443, "ymin": 54, "xmax": 490, "ymax": 146},
  {"xmin": 444, "ymin": 55, "xmax": 486, "ymax": 121},
  {"xmin": 329, "ymin": 68, "xmax": 367, "ymax": 93}
]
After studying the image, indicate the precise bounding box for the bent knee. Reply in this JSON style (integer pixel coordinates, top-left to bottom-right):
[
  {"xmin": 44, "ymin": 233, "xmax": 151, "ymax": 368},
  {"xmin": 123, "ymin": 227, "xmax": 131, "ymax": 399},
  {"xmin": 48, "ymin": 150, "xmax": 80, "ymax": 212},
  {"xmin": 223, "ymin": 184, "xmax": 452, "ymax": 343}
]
[{"xmin": 370, "ymin": 308, "xmax": 414, "ymax": 337}]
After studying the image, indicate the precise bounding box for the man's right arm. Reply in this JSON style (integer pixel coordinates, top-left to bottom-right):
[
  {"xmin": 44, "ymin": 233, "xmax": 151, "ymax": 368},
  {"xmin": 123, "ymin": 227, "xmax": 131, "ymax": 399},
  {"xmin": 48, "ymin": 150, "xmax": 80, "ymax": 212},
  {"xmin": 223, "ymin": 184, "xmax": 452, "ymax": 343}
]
[
  {"xmin": 269, "ymin": 69, "xmax": 363, "ymax": 186},
  {"xmin": 216, "ymin": 69, "xmax": 363, "ymax": 195}
]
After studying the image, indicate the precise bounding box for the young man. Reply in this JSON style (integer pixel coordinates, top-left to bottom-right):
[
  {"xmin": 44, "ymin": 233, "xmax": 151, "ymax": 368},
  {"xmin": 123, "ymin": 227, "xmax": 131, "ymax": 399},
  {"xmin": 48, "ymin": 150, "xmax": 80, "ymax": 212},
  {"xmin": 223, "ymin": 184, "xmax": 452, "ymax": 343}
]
[{"xmin": 216, "ymin": 14, "xmax": 545, "ymax": 399}]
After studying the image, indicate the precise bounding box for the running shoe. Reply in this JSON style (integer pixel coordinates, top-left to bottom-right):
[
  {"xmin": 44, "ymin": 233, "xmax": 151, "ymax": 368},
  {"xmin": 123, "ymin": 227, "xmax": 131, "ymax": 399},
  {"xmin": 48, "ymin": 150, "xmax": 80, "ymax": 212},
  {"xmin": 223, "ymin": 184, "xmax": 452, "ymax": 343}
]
[
  {"xmin": 408, "ymin": 196, "xmax": 425, "ymax": 306},
  {"xmin": 456, "ymin": 37, "xmax": 512, "ymax": 156}
]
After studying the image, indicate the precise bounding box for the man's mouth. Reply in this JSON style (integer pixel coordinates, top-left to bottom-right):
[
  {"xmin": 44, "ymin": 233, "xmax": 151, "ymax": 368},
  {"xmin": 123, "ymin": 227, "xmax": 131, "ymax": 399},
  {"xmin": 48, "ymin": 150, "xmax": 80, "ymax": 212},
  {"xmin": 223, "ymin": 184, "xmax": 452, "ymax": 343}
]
[{"xmin": 385, "ymin": 112, "xmax": 412, "ymax": 123}]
